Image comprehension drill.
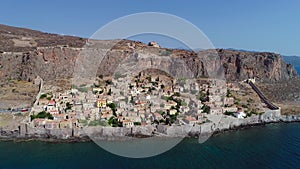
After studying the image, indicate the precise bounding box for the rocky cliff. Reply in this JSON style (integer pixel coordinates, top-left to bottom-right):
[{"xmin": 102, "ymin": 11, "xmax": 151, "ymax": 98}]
[
  {"xmin": 218, "ymin": 49, "xmax": 298, "ymax": 81},
  {"xmin": 0, "ymin": 24, "xmax": 297, "ymax": 85}
]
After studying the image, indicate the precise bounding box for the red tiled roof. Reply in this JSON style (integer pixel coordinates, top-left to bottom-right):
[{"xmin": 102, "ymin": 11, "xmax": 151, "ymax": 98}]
[
  {"xmin": 48, "ymin": 100, "xmax": 56, "ymax": 105},
  {"xmin": 185, "ymin": 116, "xmax": 197, "ymax": 121}
]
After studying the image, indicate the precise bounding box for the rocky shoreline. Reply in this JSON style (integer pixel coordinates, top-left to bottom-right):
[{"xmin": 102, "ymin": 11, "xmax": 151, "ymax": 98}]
[
  {"xmin": 211, "ymin": 116, "xmax": 300, "ymax": 136},
  {"xmin": 0, "ymin": 110, "xmax": 300, "ymax": 143}
]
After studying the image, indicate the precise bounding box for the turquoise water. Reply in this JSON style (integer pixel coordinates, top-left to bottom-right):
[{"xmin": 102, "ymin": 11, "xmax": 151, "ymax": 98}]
[{"xmin": 0, "ymin": 123, "xmax": 300, "ymax": 169}]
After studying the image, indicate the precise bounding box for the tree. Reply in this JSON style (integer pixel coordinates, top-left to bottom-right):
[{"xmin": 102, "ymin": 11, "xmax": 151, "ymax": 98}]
[
  {"xmin": 153, "ymin": 119, "xmax": 159, "ymax": 124},
  {"xmin": 40, "ymin": 94, "xmax": 47, "ymax": 99},
  {"xmin": 134, "ymin": 122, "xmax": 141, "ymax": 125},
  {"xmin": 31, "ymin": 111, "xmax": 54, "ymax": 121},
  {"xmin": 198, "ymin": 91, "xmax": 208, "ymax": 102},
  {"xmin": 65, "ymin": 102, "xmax": 72, "ymax": 112},
  {"xmin": 108, "ymin": 116, "xmax": 121, "ymax": 127},
  {"xmin": 146, "ymin": 76, "xmax": 151, "ymax": 82},
  {"xmin": 107, "ymin": 89, "xmax": 112, "ymax": 95},
  {"xmin": 226, "ymin": 89, "xmax": 233, "ymax": 97},
  {"xmin": 224, "ymin": 111, "xmax": 235, "ymax": 116},
  {"xmin": 169, "ymin": 112, "xmax": 179, "ymax": 124},
  {"xmin": 159, "ymin": 119, "xmax": 166, "ymax": 124},
  {"xmin": 105, "ymin": 80, "xmax": 113, "ymax": 85},
  {"xmin": 107, "ymin": 102, "xmax": 117, "ymax": 116},
  {"xmin": 201, "ymin": 105, "xmax": 210, "ymax": 114}
]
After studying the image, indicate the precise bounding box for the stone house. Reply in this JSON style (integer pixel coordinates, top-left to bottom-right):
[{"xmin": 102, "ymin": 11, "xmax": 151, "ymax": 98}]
[
  {"xmin": 53, "ymin": 114, "xmax": 66, "ymax": 121},
  {"xmin": 123, "ymin": 120, "xmax": 134, "ymax": 128},
  {"xmin": 31, "ymin": 118, "xmax": 46, "ymax": 127},
  {"xmin": 153, "ymin": 112, "xmax": 163, "ymax": 121},
  {"xmin": 223, "ymin": 107, "xmax": 238, "ymax": 113},
  {"xmin": 59, "ymin": 120, "xmax": 73, "ymax": 128},
  {"xmin": 45, "ymin": 120, "xmax": 59, "ymax": 129},
  {"xmin": 183, "ymin": 116, "xmax": 198, "ymax": 125},
  {"xmin": 210, "ymin": 107, "xmax": 223, "ymax": 114}
]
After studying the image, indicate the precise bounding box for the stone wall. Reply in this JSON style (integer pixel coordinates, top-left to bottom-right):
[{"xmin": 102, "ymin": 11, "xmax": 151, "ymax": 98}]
[{"xmin": 1, "ymin": 110, "xmax": 300, "ymax": 141}]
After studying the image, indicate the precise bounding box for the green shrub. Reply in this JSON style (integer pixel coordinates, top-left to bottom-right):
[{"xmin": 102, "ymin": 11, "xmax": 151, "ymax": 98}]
[
  {"xmin": 31, "ymin": 111, "xmax": 53, "ymax": 120},
  {"xmin": 226, "ymin": 89, "xmax": 233, "ymax": 97},
  {"xmin": 78, "ymin": 119, "xmax": 88, "ymax": 126},
  {"xmin": 201, "ymin": 105, "xmax": 210, "ymax": 114},
  {"xmin": 108, "ymin": 116, "xmax": 121, "ymax": 127},
  {"xmin": 65, "ymin": 102, "xmax": 72, "ymax": 112},
  {"xmin": 224, "ymin": 111, "xmax": 235, "ymax": 116},
  {"xmin": 134, "ymin": 122, "xmax": 141, "ymax": 125},
  {"xmin": 107, "ymin": 102, "xmax": 117, "ymax": 116},
  {"xmin": 198, "ymin": 91, "xmax": 208, "ymax": 102},
  {"xmin": 98, "ymin": 74, "xmax": 103, "ymax": 79},
  {"xmin": 88, "ymin": 120, "xmax": 103, "ymax": 126},
  {"xmin": 105, "ymin": 80, "xmax": 113, "ymax": 85},
  {"xmin": 40, "ymin": 94, "xmax": 47, "ymax": 99},
  {"xmin": 161, "ymin": 95, "xmax": 170, "ymax": 101},
  {"xmin": 107, "ymin": 89, "xmax": 112, "ymax": 95}
]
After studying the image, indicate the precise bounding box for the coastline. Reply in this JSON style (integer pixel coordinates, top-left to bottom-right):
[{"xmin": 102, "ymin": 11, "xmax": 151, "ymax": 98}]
[
  {"xmin": 1, "ymin": 112, "xmax": 300, "ymax": 143},
  {"xmin": 212, "ymin": 118, "xmax": 300, "ymax": 136}
]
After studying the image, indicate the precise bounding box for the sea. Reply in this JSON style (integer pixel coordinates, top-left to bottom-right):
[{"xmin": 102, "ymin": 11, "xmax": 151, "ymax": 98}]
[
  {"xmin": 0, "ymin": 65, "xmax": 299, "ymax": 169},
  {"xmin": 295, "ymin": 66, "xmax": 300, "ymax": 75},
  {"xmin": 0, "ymin": 123, "xmax": 300, "ymax": 169}
]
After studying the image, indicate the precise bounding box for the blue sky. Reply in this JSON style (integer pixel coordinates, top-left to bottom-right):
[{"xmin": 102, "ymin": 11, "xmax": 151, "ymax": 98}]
[{"xmin": 1, "ymin": 0, "xmax": 300, "ymax": 56}]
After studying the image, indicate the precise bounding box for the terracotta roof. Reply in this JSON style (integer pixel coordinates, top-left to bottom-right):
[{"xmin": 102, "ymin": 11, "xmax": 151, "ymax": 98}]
[
  {"xmin": 123, "ymin": 119, "xmax": 132, "ymax": 123},
  {"xmin": 32, "ymin": 118, "xmax": 45, "ymax": 122},
  {"xmin": 185, "ymin": 116, "xmax": 197, "ymax": 121},
  {"xmin": 48, "ymin": 100, "xmax": 56, "ymax": 105}
]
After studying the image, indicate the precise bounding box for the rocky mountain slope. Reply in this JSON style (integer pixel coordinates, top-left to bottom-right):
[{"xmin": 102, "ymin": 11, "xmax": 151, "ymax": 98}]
[
  {"xmin": 0, "ymin": 24, "xmax": 85, "ymax": 52},
  {"xmin": 218, "ymin": 49, "xmax": 297, "ymax": 81},
  {"xmin": 0, "ymin": 24, "xmax": 298, "ymax": 85}
]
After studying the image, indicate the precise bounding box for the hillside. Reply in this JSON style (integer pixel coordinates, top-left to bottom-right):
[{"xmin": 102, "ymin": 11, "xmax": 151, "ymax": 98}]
[
  {"xmin": 0, "ymin": 24, "xmax": 299, "ymax": 109},
  {"xmin": 0, "ymin": 24, "xmax": 298, "ymax": 84},
  {"xmin": 0, "ymin": 24, "xmax": 85, "ymax": 52},
  {"xmin": 217, "ymin": 49, "xmax": 297, "ymax": 81}
]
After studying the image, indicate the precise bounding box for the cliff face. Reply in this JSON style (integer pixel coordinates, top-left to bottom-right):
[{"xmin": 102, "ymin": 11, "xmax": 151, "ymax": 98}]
[
  {"xmin": 0, "ymin": 24, "xmax": 85, "ymax": 83},
  {"xmin": 217, "ymin": 49, "xmax": 298, "ymax": 81},
  {"xmin": 0, "ymin": 43, "xmax": 298, "ymax": 84},
  {"xmin": 0, "ymin": 25, "xmax": 298, "ymax": 84},
  {"xmin": 96, "ymin": 44, "xmax": 209, "ymax": 79},
  {"xmin": 20, "ymin": 47, "xmax": 80, "ymax": 82},
  {"xmin": 0, "ymin": 47, "xmax": 80, "ymax": 82}
]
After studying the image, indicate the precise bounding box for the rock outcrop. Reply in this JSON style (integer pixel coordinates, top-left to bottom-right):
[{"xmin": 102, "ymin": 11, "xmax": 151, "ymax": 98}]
[
  {"xmin": 0, "ymin": 25, "xmax": 298, "ymax": 85},
  {"xmin": 218, "ymin": 49, "xmax": 298, "ymax": 82}
]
